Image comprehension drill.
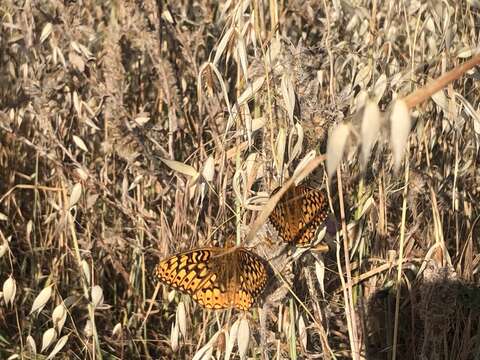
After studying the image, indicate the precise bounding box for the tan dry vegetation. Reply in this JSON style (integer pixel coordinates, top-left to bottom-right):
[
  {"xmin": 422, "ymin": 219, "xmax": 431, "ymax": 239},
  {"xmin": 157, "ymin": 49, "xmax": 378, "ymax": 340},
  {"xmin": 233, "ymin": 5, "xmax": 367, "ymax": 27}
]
[{"xmin": 0, "ymin": 0, "xmax": 479, "ymax": 359}]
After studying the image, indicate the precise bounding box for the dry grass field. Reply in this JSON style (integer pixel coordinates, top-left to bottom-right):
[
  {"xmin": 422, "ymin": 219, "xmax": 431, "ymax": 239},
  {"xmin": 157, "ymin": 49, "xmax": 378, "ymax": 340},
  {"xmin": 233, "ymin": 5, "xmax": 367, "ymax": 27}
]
[{"xmin": 1, "ymin": 0, "xmax": 480, "ymax": 359}]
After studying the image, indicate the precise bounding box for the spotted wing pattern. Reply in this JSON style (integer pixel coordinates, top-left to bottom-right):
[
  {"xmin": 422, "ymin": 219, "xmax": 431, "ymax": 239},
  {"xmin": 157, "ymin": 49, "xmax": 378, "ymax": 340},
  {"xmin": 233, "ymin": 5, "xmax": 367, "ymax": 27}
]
[
  {"xmin": 155, "ymin": 247, "xmax": 272, "ymax": 311},
  {"xmin": 268, "ymin": 185, "xmax": 329, "ymax": 246}
]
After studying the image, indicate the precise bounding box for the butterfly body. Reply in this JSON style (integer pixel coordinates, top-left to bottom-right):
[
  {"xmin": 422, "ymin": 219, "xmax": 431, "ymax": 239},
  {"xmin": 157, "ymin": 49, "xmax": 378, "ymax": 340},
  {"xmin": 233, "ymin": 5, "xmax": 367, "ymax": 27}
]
[
  {"xmin": 268, "ymin": 185, "xmax": 329, "ymax": 246},
  {"xmin": 155, "ymin": 247, "xmax": 272, "ymax": 311}
]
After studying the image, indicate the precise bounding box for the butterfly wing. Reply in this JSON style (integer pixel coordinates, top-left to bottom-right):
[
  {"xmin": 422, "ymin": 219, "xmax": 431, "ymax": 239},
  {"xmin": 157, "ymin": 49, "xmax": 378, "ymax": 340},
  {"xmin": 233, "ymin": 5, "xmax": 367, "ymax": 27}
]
[
  {"xmin": 155, "ymin": 248, "xmax": 219, "ymax": 296},
  {"xmin": 235, "ymin": 248, "xmax": 273, "ymax": 310},
  {"xmin": 268, "ymin": 186, "xmax": 302, "ymax": 243},
  {"xmin": 293, "ymin": 186, "xmax": 330, "ymax": 246},
  {"xmin": 155, "ymin": 247, "xmax": 271, "ymax": 311},
  {"xmin": 268, "ymin": 185, "xmax": 330, "ymax": 246},
  {"xmin": 191, "ymin": 273, "xmax": 234, "ymax": 310}
]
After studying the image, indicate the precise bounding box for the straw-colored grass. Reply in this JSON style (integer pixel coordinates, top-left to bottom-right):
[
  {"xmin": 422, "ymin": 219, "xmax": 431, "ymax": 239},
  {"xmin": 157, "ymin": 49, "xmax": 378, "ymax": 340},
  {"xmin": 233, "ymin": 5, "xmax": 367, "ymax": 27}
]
[{"xmin": 1, "ymin": 0, "xmax": 479, "ymax": 359}]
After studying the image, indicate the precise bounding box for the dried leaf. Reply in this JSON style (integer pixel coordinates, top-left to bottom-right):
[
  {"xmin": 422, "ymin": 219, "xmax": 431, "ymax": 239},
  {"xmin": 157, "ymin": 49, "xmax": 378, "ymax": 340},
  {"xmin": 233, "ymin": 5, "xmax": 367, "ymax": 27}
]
[
  {"xmin": 237, "ymin": 317, "xmax": 250, "ymax": 360},
  {"xmin": 431, "ymin": 89, "xmax": 448, "ymax": 113},
  {"xmin": 232, "ymin": 169, "xmax": 245, "ymax": 205},
  {"xmin": 73, "ymin": 135, "xmax": 88, "ymax": 152},
  {"xmin": 226, "ymin": 319, "xmax": 240, "ymax": 360},
  {"xmin": 390, "ymin": 100, "xmax": 411, "ymax": 171},
  {"xmin": 112, "ymin": 323, "xmax": 122, "ymax": 337},
  {"xmin": 81, "ymin": 260, "xmax": 91, "ymax": 285},
  {"xmin": 26, "ymin": 220, "xmax": 33, "ymax": 240},
  {"xmin": 55, "ymin": 46, "xmax": 66, "ymax": 67},
  {"xmin": 176, "ymin": 301, "xmax": 187, "ymax": 338},
  {"xmin": 455, "ymin": 92, "xmax": 480, "ymax": 137},
  {"xmin": 161, "ymin": 9, "xmax": 174, "ymax": 23},
  {"xmin": 134, "ymin": 116, "xmax": 150, "ymax": 126},
  {"xmin": 41, "ymin": 328, "xmax": 57, "ymax": 352},
  {"xmin": 361, "ymin": 101, "xmax": 381, "ymax": 169},
  {"xmin": 457, "ymin": 47, "xmax": 473, "ymax": 58},
  {"xmin": 167, "ymin": 290, "xmax": 176, "ymax": 303},
  {"xmin": 326, "ymin": 123, "xmax": 351, "ymax": 179},
  {"xmin": 127, "ymin": 175, "xmax": 144, "ymax": 191},
  {"xmin": 213, "ymin": 28, "xmax": 235, "ymax": 66},
  {"xmin": 207, "ymin": 64, "xmax": 232, "ymax": 125},
  {"xmin": 201, "ymin": 157, "xmax": 215, "ymax": 182},
  {"xmin": 30, "ymin": 285, "xmax": 53, "ymax": 315},
  {"xmin": 69, "ymin": 183, "xmax": 82, "ymax": 208},
  {"xmin": 288, "ymin": 123, "xmax": 304, "ymax": 165},
  {"xmin": 52, "ymin": 303, "xmax": 67, "ymax": 333},
  {"xmin": 192, "ymin": 332, "xmax": 219, "ymax": 360},
  {"xmin": 314, "ymin": 253, "xmax": 325, "ymax": 297},
  {"xmin": 281, "ymin": 73, "xmax": 295, "ymax": 123},
  {"xmin": 0, "ymin": 243, "xmax": 8, "ymax": 258},
  {"xmin": 75, "ymin": 167, "xmax": 89, "ymax": 181},
  {"xmin": 160, "ymin": 158, "xmax": 199, "ymax": 178},
  {"xmin": 84, "ymin": 320, "xmax": 93, "ymax": 337},
  {"xmin": 236, "ymin": 33, "xmax": 248, "ymax": 80},
  {"xmin": 3, "ymin": 276, "xmax": 16, "ymax": 306},
  {"xmin": 91, "ymin": 285, "xmax": 104, "ymax": 308},
  {"xmin": 244, "ymin": 151, "xmax": 258, "ymax": 176},
  {"xmin": 70, "ymin": 41, "xmax": 81, "ymax": 53},
  {"xmin": 297, "ymin": 314, "xmax": 307, "ymax": 349},
  {"xmin": 68, "ymin": 52, "xmax": 85, "ymax": 72},
  {"xmin": 40, "ymin": 23, "xmax": 53, "ymax": 44},
  {"xmin": 359, "ymin": 197, "xmax": 375, "ymax": 218},
  {"xmin": 26, "ymin": 335, "xmax": 36, "ymax": 355},
  {"xmin": 46, "ymin": 335, "xmax": 69, "ymax": 359},
  {"xmin": 373, "ymin": 74, "xmax": 387, "ymax": 103},
  {"xmin": 77, "ymin": 43, "xmax": 93, "ymax": 59},
  {"xmin": 355, "ymin": 89, "xmax": 368, "ymax": 110},
  {"xmin": 237, "ymin": 76, "xmax": 265, "ymax": 105},
  {"xmin": 354, "ymin": 64, "xmax": 372, "ymax": 89},
  {"xmin": 292, "ymin": 150, "xmax": 316, "ymax": 183},
  {"xmin": 170, "ymin": 321, "xmax": 179, "ymax": 352},
  {"xmin": 243, "ymin": 104, "xmax": 253, "ymax": 145},
  {"xmin": 275, "ymin": 128, "xmax": 287, "ymax": 175},
  {"xmin": 263, "ymin": 37, "xmax": 281, "ymax": 68},
  {"xmin": 73, "ymin": 91, "xmax": 81, "ymax": 115},
  {"xmin": 250, "ymin": 117, "xmax": 265, "ymax": 132}
]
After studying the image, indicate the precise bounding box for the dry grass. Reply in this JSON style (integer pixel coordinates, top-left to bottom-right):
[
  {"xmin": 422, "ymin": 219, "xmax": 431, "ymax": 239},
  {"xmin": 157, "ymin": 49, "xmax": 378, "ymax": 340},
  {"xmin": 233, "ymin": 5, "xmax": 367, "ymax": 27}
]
[{"xmin": 1, "ymin": 0, "xmax": 480, "ymax": 359}]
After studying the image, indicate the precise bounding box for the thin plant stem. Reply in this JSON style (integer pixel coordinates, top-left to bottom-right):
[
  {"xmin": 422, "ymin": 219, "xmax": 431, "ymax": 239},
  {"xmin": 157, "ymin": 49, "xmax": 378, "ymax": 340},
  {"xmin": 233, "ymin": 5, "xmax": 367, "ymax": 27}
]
[{"xmin": 392, "ymin": 149, "xmax": 410, "ymax": 360}]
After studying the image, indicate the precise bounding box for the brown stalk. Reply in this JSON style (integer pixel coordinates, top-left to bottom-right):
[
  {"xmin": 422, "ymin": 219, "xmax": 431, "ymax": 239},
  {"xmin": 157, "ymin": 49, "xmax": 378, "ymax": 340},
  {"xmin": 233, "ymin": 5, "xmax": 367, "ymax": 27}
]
[{"xmin": 402, "ymin": 53, "xmax": 480, "ymax": 109}]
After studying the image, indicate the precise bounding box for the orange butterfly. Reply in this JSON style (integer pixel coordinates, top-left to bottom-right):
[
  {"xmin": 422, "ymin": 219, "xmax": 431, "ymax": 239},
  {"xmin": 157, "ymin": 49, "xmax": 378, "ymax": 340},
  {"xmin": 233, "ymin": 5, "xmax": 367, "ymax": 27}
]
[
  {"xmin": 268, "ymin": 185, "xmax": 330, "ymax": 246},
  {"xmin": 155, "ymin": 247, "xmax": 273, "ymax": 311}
]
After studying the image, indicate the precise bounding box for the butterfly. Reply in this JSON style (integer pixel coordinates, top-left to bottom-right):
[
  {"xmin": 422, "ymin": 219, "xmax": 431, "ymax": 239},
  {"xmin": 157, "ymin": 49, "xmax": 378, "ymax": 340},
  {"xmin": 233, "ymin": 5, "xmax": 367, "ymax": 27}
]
[
  {"xmin": 155, "ymin": 247, "xmax": 273, "ymax": 311},
  {"xmin": 268, "ymin": 185, "xmax": 330, "ymax": 246}
]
